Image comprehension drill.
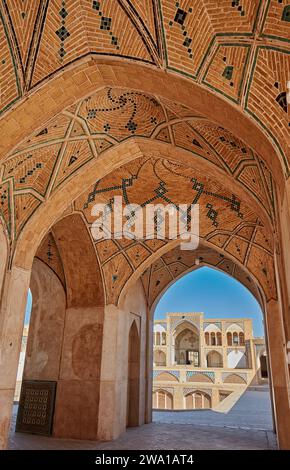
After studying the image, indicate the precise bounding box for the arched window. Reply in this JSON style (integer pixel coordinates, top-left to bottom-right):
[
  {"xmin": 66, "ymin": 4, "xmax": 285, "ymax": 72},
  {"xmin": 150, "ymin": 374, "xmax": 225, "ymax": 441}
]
[
  {"xmin": 217, "ymin": 332, "xmax": 222, "ymax": 346},
  {"xmin": 205, "ymin": 332, "xmax": 209, "ymax": 345},
  {"xmin": 260, "ymin": 354, "xmax": 268, "ymax": 378},
  {"xmin": 233, "ymin": 332, "xmax": 239, "ymax": 345},
  {"xmin": 153, "ymin": 350, "xmax": 166, "ymax": 366},
  {"xmin": 239, "ymin": 332, "xmax": 245, "ymax": 345},
  {"xmin": 162, "ymin": 332, "xmax": 166, "ymax": 345},
  {"xmin": 207, "ymin": 350, "xmax": 223, "ymax": 368},
  {"xmin": 156, "ymin": 332, "xmax": 161, "ymax": 346},
  {"xmin": 211, "ymin": 332, "xmax": 216, "ymax": 345},
  {"xmin": 227, "ymin": 332, "xmax": 232, "ymax": 346},
  {"xmin": 153, "ymin": 390, "xmax": 173, "ymax": 410},
  {"xmin": 185, "ymin": 391, "xmax": 211, "ymax": 409},
  {"xmin": 174, "ymin": 323, "xmax": 199, "ymax": 365}
]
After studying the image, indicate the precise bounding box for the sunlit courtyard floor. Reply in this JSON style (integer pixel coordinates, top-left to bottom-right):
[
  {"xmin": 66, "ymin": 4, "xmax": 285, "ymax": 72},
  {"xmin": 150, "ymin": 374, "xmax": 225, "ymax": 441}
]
[
  {"xmin": 154, "ymin": 389, "xmax": 273, "ymax": 431},
  {"xmin": 9, "ymin": 389, "xmax": 276, "ymax": 450}
]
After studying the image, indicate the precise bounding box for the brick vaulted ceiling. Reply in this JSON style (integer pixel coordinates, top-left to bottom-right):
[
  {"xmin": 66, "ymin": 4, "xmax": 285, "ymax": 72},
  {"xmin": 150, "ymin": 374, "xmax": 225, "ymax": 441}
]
[
  {"xmin": 0, "ymin": 85, "xmax": 277, "ymax": 304},
  {"xmin": 1, "ymin": 86, "xmax": 275, "ymax": 241},
  {"xmin": 0, "ymin": 1, "xmax": 287, "ymax": 305},
  {"xmin": 0, "ymin": 1, "xmax": 289, "ymax": 168}
]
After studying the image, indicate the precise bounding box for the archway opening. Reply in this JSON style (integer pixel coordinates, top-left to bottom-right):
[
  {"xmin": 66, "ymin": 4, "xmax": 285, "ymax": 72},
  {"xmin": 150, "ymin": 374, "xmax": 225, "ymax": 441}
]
[
  {"xmin": 207, "ymin": 350, "xmax": 223, "ymax": 368},
  {"xmin": 185, "ymin": 391, "xmax": 211, "ymax": 410},
  {"xmin": 127, "ymin": 321, "xmax": 140, "ymax": 427},
  {"xmin": 152, "ymin": 266, "xmax": 274, "ymax": 433},
  {"xmin": 174, "ymin": 323, "xmax": 200, "ymax": 366},
  {"xmin": 153, "ymin": 390, "xmax": 173, "ymax": 410},
  {"xmin": 260, "ymin": 355, "xmax": 268, "ymax": 379}
]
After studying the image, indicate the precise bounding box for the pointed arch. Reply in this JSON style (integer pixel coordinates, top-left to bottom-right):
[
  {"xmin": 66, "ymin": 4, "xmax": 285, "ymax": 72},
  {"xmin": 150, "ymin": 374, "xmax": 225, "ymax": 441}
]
[
  {"xmin": 224, "ymin": 373, "xmax": 247, "ymax": 384},
  {"xmin": 153, "ymin": 389, "xmax": 173, "ymax": 410},
  {"xmin": 207, "ymin": 350, "xmax": 223, "ymax": 368},
  {"xmin": 155, "ymin": 371, "xmax": 179, "ymax": 382},
  {"xmin": 127, "ymin": 320, "xmax": 140, "ymax": 427},
  {"xmin": 185, "ymin": 390, "xmax": 211, "ymax": 409}
]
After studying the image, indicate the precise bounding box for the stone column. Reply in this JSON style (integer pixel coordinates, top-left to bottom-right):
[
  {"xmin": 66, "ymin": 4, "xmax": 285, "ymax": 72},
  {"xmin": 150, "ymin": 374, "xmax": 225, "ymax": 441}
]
[
  {"xmin": 166, "ymin": 328, "xmax": 171, "ymax": 366},
  {"xmin": 222, "ymin": 323, "xmax": 228, "ymax": 368},
  {"xmin": 265, "ymin": 299, "xmax": 290, "ymax": 449},
  {"xmin": 139, "ymin": 312, "xmax": 147, "ymax": 427},
  {"xmin": 53, "ymin": 305, "xmax": 103, "ymax": 440},
  {"xmin": 211, "ymin": 388, "xmax": 220, "ymax": 410},
  {"xmin": 173, "ymin": 386, "xmax": 184, "ymax": 410},
  {"xmin": 215, "ymin": 370, "xmax": 222, "ymax": 386},
  {"xmin": 0, "ymin": 266, "xmax": 31, "ymax": 449},
  {"xmin": 145, "ymin": 314, "xmax": 153, "ymax": 424},
  {"xmin": 171, "ymin": 341, "xmax": 175, "ymax": 365},
  {"xmin": 97, "ymin": 304, "xmax": 128, "ymax": 441},
  {"xmin": 180, "ymin": 369, "xmax": 187, "ymax": 383},
  {"xmin": 200, "ymin": 331, "xmax": 206, "ymax": 368},
  {"xmin": 98, "ymin": 286, "xmax": 147, "ymax": 441},
  {"xmin": 248, "ymin": 338, "xmax": 256, "ymax": 370}
]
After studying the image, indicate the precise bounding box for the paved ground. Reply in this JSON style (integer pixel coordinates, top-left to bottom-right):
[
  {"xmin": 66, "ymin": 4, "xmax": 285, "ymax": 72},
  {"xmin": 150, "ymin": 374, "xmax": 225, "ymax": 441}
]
[
  {"xmin": 9, "ymin": 389, "xmax": 277, "ymax": 450},
  {"xmin": 9, "ymin": 422, "xmax": 276, "ymax": 450},
  {"xmin": 154, "ymin": 390, "xmax": 274, "ymax": 431}
]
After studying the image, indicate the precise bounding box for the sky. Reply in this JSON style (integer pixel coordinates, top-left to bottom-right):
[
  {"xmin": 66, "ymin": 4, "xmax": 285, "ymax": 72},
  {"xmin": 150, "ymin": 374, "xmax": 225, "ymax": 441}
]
[
  {"xmin": 154, "ymin": 266, "xmax": 264, "ymax": 337},
  {"xmin": 24, "ymin": 289, "xmax": 32, "ymax": 324}
]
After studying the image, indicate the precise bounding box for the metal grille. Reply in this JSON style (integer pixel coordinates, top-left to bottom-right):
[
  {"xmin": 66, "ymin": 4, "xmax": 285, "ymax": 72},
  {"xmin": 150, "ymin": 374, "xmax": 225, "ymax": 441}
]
[{"xmin": 16, "ymin": 380, "xmax": 56, "ymax": 436}]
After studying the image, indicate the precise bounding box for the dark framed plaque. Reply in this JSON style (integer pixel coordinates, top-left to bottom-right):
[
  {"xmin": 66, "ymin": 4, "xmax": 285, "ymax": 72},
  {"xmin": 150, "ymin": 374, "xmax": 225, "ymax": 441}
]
[{"xmin": 16, "ymin": 380, "xmax": 57, "ymax": 436}]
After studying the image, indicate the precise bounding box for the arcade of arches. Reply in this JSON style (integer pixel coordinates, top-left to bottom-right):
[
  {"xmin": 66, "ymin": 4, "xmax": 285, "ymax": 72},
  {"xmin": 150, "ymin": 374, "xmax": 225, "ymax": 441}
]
[{"xmin": 0, "ymin": 0, "xmax": 290, "ymax": 450}]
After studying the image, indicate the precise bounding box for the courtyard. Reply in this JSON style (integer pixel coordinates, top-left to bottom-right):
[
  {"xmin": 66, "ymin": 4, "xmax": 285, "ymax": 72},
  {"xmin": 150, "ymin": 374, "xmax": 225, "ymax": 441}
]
[{"xmin": 9, "ymin": 389, "xmax": 276, "ymax": 450}]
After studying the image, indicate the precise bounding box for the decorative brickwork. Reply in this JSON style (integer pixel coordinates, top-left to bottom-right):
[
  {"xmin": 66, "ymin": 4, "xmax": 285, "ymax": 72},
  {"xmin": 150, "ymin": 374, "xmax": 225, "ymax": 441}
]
[
  {"xmin": 0, "ymin": 1, "xmax": 288, "ymax": 172},
  {"xmin": 0, "ymin": 86, "xmax": 275, "ymax": 247}
]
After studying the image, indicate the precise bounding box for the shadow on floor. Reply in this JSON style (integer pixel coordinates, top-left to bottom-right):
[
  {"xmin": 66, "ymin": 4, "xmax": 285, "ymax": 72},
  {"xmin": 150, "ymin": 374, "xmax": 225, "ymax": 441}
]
[{"xmin": 9, "ymin": 390, "xmax": 276, "ymax": 450}]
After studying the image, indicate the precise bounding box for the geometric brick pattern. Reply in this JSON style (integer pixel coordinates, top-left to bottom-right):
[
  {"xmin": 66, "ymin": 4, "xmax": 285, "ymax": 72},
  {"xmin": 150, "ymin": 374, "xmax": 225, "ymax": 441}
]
[
  {"xmin": 0, "ymin": 0, "xmax": 288, "ymax": 173},
  {"xmin": 71, "ymin": 155, "xmax": 275, "ymax": 305},
  {"xmin": 0, "ymin": 82, "xmax": 277, "ymax": 308},
  {"xmin": 0, "ymin": 86, "xmax": 276, "ymax": 246},
  {"xmin": 202, "ymin": 44, "xmax": 251, "ymax": 103},
  {"xmin": 245, "ymin": 46, "xmax": 290, "ymax": 169},
  {"xmin": 29, "ymin": 0, "xmax": 153, "ymax": 88},
  {"xmin": 0, "ymin": 4, "xmax": 21, "ymax": 114},
  {"xmin": 0, "ymin": 4, "xmax": 282, "ymax": 312}
]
